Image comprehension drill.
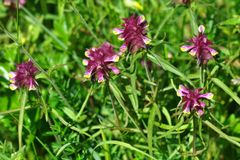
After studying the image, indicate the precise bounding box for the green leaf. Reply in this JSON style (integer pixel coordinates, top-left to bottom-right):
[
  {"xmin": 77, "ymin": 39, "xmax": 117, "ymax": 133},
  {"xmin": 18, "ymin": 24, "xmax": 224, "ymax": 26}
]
[
  {"xmin": 109, "ymin": 81, "xmax": 146, "ymax": 139},
  {"xmin": 212, "ymin": 78, "xmax": 240, "ymax": 105},
  {"xmin": 63, "ymin": 107, "xmax": 77, "ymax": 121},
  {"xmin": 220, "ymin": 17, "xmax": 240, "ymax": 25},
  {"xmin": 94, "ymin": 140, "xmax": 157, "ymax": 160},
  {"xmin": 147, "ymin": 103, "xmax": 158, "ymax": 157},
  {"xmin": 162, "ymin": 106, "xmax": 172, "ymax": 126},
  {"xmin": 203, "ymin": 120, "xmax": 240, "ymax": 147},
  {"xmin": 147, "ymin": 53, "xmax": 195, "ymax": 87}
]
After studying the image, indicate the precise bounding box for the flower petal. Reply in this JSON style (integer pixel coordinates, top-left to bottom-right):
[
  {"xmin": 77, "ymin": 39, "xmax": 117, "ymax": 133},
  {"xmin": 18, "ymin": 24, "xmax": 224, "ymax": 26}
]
[
  {"xmin": 143, "ymin": 36, "xmax": 151, "ymax": 45},
  {"xmin": 9, "ymin": 72, "xmax": 16, "ymax": 79},
  {"xmin": 82, "ymin": 59, "xmax": 89, "ymax": 66},
  {"xmin": 113, "ymin": 28, "xmax": 124, "ymax": 35},
  {"xmin": 177, "ymin": 85, "xmax": 189, "ymax": 97},
  {"xmin": 198, "ymin": 25, "xmax": 205, "ymax": 33},
  {"xmin": 29, "ymin": 80, "xmax": 37, "ymax": 91},
  {"xmin": 97, "ymin": 71, "xmax": 105, "ymax": 83},
  {"xmin": 189, "ymin": 48, "xmax": 197, "ymax": 56},
  {"xmin": 104, "ymin": 55, "xmax": 119, "ymax": 62},
  {"xmin": 108, "ymin": 65, "xmax": 120, "ymax": 74},
  {"xmin": 138, "ymin": 15, "xmax": 145, "ymax": 24},
  {"xmin": 180, "ymin": 45, "xmax": 194, "ymax": 52},
  {"xmin": 119, "ymin": 44, "xmax": 127, "ymax": 55},
  {"xmin": 196, "ymin": 109, "xmax": 204, "ymax": 116},
  {"xmin": 84, "ymin": 67, "xmax": 95, "ymax": 79},
  {"xmin": 199, "ymin": 93, "xmax": 214, "ymax": 99},
  {"xmin": 10, "ymin": 84, "xmax": 17, "ymax": 90},
  {"xmin": 183, "ymin": 101, "xmax": 191, "ymax": 114},
  {"xmin": 208, "ymin": 47, "xmax": 218, "ymax": 56}
]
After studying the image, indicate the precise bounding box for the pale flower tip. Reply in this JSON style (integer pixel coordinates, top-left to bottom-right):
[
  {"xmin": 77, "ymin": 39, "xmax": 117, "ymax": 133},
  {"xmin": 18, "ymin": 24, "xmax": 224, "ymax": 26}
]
[
  {"xmin": 114, "ymin": 56, "xmax": 120, "ymax": 62},
  {"xmin": 189, "ymin": 50, "xmax": 196, "ymax": 56},
  {"xmin": 176, "ymin": 91, "xmax": 181, "ymax": 97},
  {"xmin": 208, "ymin": 93, "xmax": 214, "ymax": 99},
  {"xmin": 180, "ymin": 46, "xmax": 188, "ymax": 52},
  {"xmin": 82, "ymin": 59, "xmax": 88, "ymax": 66},
  {"xmin": 211, "ymin": 49, "xmax": 218, "ymax": 56},
  {"xmin": 85, "ymin": 51, "xmax": 90, "ymax": 57},
  {"xmin": 113, "ymin": 28, "xmax": 122, "ymax": 35},
  {"xmin": 179, "ymin": 85, "xmax": 184, "ymax": 90},
  {"xmin": 197, "ymin": 110, "xmax": 204, "ymax": 116},
  {"xmin": 9, "ymin": 84, "xmax": 17, "ymax": 90},
  {"xmin": 198, "ymin": 25, "xmax": 205, "ymax": 33},
  {"xmin": 84, "ymin": 73, "xmax": 91, "ymax": 79},
  {"xmin": 143, "ymin": 37, "xmax": 151, "ymax": 45},
  {"xmin": 139, "ymin": 15, "xmax": 145, "ymax": 23},
  {"xmin": 29, "ymin": 86, "xmax": 36, "ymax": 91},
  {"xmin": 98, "ymin": 78, "xmax": 105, "ymax": 83},
  {"xmin": 9, "ymin": 72, "xmax": 16, "ymax": 79},
  {"xmin": 118, "ymin": 36, "xmax": 124, "ymax": 41}
]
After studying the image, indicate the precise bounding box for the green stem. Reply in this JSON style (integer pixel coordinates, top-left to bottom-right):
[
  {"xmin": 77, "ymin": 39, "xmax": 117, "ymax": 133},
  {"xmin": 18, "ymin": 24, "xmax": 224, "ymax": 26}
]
[
  {"xmin": 192, "ymin": 116, "xmax": 197, "ymax": 157},
  {"xmin": 76, "ymin": 86, "xmax": 93, "ymax": 119},
  {"xmin": 18, "ymin": 90, "xmax": 27, "ymax": 149},
  {"xmin": 200, "ymin": 65, "xmax": 205, "ymax": 88},
  {"xmin": 107, "ymin": 81, "xmax": 120, "ymax": 127}
]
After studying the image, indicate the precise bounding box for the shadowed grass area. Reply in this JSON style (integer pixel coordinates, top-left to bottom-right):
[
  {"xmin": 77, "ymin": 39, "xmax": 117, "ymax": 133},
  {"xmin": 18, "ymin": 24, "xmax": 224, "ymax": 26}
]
[{"xmin": 0, "ymin": 0, "xmax": 240, "ymax": 159}]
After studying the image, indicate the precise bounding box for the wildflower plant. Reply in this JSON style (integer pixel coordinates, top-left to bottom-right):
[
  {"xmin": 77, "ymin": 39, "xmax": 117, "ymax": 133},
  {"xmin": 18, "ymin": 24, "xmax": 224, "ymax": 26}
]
[
  {"xmin": 113, "ymin": 14, "xmax": 151, "ymax": 54},
  {"xmin": 83, "ymin": 42, "xmax": 120, "ymax": 82},
  {"xmin": 177, "ymin": 85, "xmax": 213, "ymax": 116},
  {"xmin": 180, "ymin": 25, "xmax": 218, "ymax": 65},
  {"xmin": 9, "ymin": 60, "xmax": 39, "ymax": 90}
]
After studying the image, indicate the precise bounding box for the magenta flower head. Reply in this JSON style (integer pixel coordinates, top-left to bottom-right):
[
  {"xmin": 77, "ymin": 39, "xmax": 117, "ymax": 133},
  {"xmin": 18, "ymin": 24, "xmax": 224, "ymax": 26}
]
[
  {"xmin": 83, "ymin": 42, "xmax": 120, "ymax": 83},
  {"xmin": 4, "ymin": 0, "xmax": 26, "ymax": 8},
  {"xmin": 113, "ymin": 14, "xmax": 151, "ymax": 54},
  {"xmin": 180, "ymin": 25, "xmax": 218, "ymax": 65},
  {"xmin": 177, "ymin": 85, "xmax": 213, "ymax": 116},
  {"xmin": 9, "ymin": 60, "xmax": 38, "ymax": 91}
]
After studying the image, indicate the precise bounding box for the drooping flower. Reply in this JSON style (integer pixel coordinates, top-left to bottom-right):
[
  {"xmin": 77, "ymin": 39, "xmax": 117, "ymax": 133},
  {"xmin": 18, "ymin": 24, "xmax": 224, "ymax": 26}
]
[
  {"xmin": 83, "ymin": 42, "xmax": 120, "ymax": 83},
  {"xmin": 4, "ymin": 0, "xmax": 26, "ymax": 8},
  {"xmin": 180, "ymin": 25, "xmax": 218, "ymax": 65},
  {"xmin": 177, "ymin": 85, "xmax": 213, "ymax": 116},
  {"xmin": 113, "ymin": 14, "xmax": 150, "ymax": 53},
  {"xmin": 9, "ymin": 60, "xmax": 39, "ymax": 90}
]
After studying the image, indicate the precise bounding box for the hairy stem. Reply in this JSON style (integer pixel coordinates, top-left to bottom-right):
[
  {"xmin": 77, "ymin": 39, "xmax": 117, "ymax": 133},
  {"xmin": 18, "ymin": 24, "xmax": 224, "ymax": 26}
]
[
  {"xmin": 107, "ymin": 81, "xmax": 120, "ymax": 127},
  {"xmin": 18, "ymin": 90, "xmax": 27, "ymax": 149}
]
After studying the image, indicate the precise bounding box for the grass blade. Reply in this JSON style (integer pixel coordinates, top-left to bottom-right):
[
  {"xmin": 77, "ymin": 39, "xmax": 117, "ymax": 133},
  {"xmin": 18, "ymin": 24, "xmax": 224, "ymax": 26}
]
[
  {"xmin": 203, "ymin": 120, "xmax": 240, "ymax": 147},
  {"xmin": 94, "ymin": 140, "xmax": 157, "ymax": 160},
  {"xmin": 212, "ymin": 78, "xmax": 240, "ymax": 105},
  {"xmin": 147, "ymin": 52, "xmax": 195, "ymax": 87}
]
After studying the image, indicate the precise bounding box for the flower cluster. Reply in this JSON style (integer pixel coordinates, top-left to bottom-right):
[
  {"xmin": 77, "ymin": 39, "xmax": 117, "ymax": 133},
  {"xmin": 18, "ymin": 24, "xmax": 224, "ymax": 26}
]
[
  {"xmin": 8, "ymin": 14, "xmax": 216, "ymax": 118},
  {"xmin": 83, "ymin": 42, "xmax": 120, "ymax": 82},
  {"xmin": 113, "ymin": 15, "xmax": 151, "ymax": 53},
  {"xmin": 177, "ymin": 85, "xmax": 213, "ymax": 116},
  {"xmin": 9, "ymin": 60, "xmax": 38, "ymax": 90},
  {"xmin": 4, "ymin": 0, "xmax": 26, "ymax": 8},
  {"xmin": 180, "ymin": 25, "xmax": 218, "ymax": 65}
]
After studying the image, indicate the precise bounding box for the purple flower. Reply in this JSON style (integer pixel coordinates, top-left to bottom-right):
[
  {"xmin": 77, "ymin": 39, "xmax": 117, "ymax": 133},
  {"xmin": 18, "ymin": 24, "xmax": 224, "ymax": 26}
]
[
  {"xmin": 9, "ymin": 60, "xmax": 38, "ymax": 90},
  {"xmin": 180, "ymin": 25, "xmax": 218, "ymax": 65},
  {"xmin": 113, "ymin": 14, "xmax": 151, "ymax": 53},
  {"xmin": 83, "ymin": 42, "xmax": 120, "ymax": 83},
  {"xmin": 177, "ymin": 85, "xmax": 213, "ymax": 116},
  {"xmin": 4, "ymin": 0, "xmax": 26, "ymax": 8},
  {"xmin": 182, "ymin": 0, "xmax": 190, "ymax": 4}
]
